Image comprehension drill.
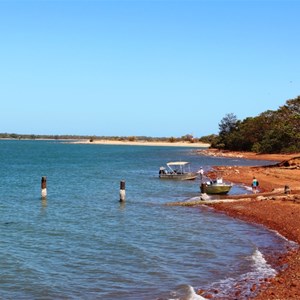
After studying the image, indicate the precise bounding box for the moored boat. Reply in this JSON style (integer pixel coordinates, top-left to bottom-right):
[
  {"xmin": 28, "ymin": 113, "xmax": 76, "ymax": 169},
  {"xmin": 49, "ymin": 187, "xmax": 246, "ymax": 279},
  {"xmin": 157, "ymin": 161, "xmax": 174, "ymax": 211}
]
[
  {"xmin": 159, "ymin": 161, "xmax": 198, "ymax": 180},
  {"xmin": 200, "ymin": 178, "xmax": 232, "ymax": 194}
]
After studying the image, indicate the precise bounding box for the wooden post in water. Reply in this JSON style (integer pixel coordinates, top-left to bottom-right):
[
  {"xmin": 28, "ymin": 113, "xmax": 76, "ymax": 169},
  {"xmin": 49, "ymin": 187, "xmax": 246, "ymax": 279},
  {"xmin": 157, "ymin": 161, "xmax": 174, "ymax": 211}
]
[
  {"xmin": 41, "ymin": 176, "xmax": 47, "ymax": 199},
  {"xmin": 120, "ymin": 180, "xmax": 126, "ymax": 202}
]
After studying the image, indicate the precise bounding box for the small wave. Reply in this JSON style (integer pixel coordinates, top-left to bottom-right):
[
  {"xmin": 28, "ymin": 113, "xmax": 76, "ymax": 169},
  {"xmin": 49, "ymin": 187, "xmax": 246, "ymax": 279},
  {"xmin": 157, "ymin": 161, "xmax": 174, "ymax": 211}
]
[
  {"xmin": 271, "ymin": 229, "xmax": 299, "ymax": 248},
  {"xmin": 167, "ymin": 285, "xmax": 207, "ymax": 300},
  {"xmin": 200, "ymin": 249, "xmax": 277, "ymax": 299},
  {"xmin": 252, "ymin": 248, "xmax": 277, "ymax": 277}
]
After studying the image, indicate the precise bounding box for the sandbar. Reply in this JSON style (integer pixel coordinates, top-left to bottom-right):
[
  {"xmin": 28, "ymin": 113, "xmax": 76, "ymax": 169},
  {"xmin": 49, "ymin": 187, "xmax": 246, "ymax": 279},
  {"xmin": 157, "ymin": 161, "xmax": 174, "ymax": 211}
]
[{"xmin": 71, "ymin": 139, "xmax": 210, "ymax": 148}]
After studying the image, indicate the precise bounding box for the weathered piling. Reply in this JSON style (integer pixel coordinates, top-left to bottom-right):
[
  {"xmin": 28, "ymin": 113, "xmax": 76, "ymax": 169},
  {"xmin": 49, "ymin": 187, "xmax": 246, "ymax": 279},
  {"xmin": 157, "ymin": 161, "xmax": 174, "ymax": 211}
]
[
  {"xmin": 119, "ymin": 180, "xmax": 126, "ymax": 202},
  {"xmin": 41, "ymin": 176, "xmax": 47, "ymax": 199}
]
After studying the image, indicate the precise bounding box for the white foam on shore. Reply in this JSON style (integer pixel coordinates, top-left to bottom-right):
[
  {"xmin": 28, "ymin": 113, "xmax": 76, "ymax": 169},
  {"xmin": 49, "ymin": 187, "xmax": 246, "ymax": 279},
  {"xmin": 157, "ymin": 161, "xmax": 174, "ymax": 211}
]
[
  {"xmin": 185, "ymin": 285, "xmax": 206, "ymax": 300},
  {"xmin": 252, "ymin": 248, "xmax": 277, "ymax": 277},
  {"xmin": 270, "ymin": 228, "xmax": 299, "ymax": 247},
  {"xmin": 167, "ymin": 285, "xmax": 207, "ymax": 300},
  {"xmin": 200, "ymin": 248, "xmax": 276, "ymax": 298}
]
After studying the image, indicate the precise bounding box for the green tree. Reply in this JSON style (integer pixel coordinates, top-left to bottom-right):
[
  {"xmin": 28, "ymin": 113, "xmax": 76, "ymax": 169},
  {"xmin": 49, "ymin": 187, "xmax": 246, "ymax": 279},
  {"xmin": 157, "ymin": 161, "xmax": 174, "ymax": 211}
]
[
  {"xmin": 212, "ymin": 96, "xmax": 300, "ymax": 153},
  {"xmin": 215, "ymin": 113, "xmax": 238, "ymax": 149}
]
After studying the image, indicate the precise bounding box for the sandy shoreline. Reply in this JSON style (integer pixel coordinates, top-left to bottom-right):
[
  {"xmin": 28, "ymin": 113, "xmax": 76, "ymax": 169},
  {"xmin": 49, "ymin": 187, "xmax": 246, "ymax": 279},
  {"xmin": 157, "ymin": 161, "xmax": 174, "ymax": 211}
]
[
  {"xmin": 70, "ymin": 139, "xmax": 211, "ymax": 148},
  {"xmin": 195, "ymin": 150, "xmax": 300, "ymax": 299},
  {"xmin": 1, "ymin": 138, "xmax": 211, "ymax": 148}
]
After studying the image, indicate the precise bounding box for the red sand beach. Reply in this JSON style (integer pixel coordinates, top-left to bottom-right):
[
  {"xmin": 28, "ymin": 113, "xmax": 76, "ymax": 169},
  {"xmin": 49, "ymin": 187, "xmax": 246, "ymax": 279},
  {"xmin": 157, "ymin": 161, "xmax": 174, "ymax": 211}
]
[{"xmin": 198, "ymin": 150, "xmax": 300, "ymax": 299}]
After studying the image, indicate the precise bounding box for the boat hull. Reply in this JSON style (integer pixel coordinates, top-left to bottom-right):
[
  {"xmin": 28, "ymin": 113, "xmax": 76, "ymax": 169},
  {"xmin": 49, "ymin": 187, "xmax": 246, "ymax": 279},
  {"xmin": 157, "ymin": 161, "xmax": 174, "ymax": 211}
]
[
  {"xmin": 200, "ymin": 183, "xmax": 232, "ymax": 194},
  {"xmin": 159, "ymin": 172, "xmax": 198, "ymax": 180}
]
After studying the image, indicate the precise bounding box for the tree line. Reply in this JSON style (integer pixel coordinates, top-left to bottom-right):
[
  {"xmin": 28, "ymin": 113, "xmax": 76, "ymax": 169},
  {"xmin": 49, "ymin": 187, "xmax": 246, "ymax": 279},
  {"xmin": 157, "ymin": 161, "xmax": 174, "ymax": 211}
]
[
  {"xmin": 0, "ymin": 133, "xmax": 200, "ymax": 144},
  {"xmin": 208, "ymin": 96, "xmax": 300, "ymax": 154},
  {"xmin": 1, "ymin": 96, "xmax": 299, "ymax": 154}
]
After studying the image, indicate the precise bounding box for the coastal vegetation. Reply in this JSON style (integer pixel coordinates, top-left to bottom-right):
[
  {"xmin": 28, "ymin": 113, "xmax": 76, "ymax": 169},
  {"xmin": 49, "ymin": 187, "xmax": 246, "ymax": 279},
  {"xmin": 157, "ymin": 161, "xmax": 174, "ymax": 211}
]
[
  {"xmin": 209, "ymin": 96, "xmax": 300, "ymax": 154},
  {"xmin": 0, "ymin": 133, "xmax": 202, "ymax": 144},
  {"xmin": 1, "ymin": 96, "xmax": 299, "ymax": 154},
  {"xmin": 0, "ymin": 133, "xmax": 202, "ymax": 143}
]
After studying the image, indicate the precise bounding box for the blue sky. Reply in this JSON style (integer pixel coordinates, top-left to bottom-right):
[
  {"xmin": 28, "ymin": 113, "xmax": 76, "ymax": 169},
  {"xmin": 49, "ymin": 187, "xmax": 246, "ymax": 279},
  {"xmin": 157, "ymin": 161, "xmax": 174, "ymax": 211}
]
[{"xmin": 0, "ymin": 0, "xmax": 299, "ymax": 138}]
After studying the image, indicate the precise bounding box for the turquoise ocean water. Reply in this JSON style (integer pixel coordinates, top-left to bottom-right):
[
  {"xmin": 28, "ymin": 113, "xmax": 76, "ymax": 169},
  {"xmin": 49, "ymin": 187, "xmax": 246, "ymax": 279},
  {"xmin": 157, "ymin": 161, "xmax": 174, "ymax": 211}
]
[{"xmin": 0, "ymin": 140, "xmax": 294, "ymax": 299}]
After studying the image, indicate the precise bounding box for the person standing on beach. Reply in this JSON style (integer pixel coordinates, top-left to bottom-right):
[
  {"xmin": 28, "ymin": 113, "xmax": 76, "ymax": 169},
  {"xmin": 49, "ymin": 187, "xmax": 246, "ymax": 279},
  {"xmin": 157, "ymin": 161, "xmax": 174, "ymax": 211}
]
[
  {"xmin": 252, "ymin": 177, "xmax": 259, "ymax": 193},
  {"xmin": 198, "ymin": 167, "xmax": 204, "ymax": 180}
]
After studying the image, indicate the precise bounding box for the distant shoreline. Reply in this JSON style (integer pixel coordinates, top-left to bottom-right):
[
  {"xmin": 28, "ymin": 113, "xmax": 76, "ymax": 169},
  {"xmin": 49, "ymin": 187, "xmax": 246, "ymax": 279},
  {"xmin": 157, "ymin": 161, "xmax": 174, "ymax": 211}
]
[
  {"xmin": 69, "ymin": 139, "xmax": 211, "ymax": 148},
  {"xmin": 0, "ymin": 138, "xmax": 211, "ymax": 148}
]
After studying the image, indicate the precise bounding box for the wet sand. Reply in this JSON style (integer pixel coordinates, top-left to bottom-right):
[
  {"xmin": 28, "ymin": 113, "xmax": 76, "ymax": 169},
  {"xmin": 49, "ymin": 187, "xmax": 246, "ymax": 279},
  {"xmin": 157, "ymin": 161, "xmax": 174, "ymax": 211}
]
[{"xmin": 199, "ymin": 150, "xmax": 300, "ymax": 299}]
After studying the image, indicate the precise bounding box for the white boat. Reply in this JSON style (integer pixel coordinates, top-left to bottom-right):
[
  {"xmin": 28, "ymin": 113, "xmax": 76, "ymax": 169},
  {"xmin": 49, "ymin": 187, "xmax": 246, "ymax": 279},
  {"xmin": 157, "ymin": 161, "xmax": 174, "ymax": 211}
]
[
  {"xmin": 200, "ymin": 178, "xmax": 232, "ymax": 194},
  {"xmin": 159, "ymin": 161, "xmax": 198, "ymax": 180}
]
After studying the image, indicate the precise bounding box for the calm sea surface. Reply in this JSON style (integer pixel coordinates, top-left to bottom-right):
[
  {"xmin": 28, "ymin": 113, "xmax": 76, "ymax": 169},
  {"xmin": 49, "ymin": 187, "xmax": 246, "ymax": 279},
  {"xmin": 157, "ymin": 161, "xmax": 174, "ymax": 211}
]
[{"xmin": 0, "ymin": 140, "xmax": 294, "ymax": 299}]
